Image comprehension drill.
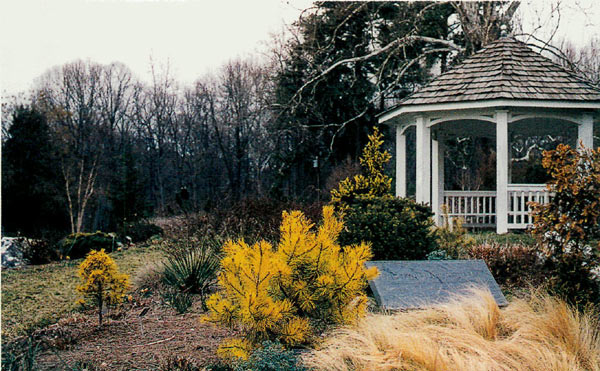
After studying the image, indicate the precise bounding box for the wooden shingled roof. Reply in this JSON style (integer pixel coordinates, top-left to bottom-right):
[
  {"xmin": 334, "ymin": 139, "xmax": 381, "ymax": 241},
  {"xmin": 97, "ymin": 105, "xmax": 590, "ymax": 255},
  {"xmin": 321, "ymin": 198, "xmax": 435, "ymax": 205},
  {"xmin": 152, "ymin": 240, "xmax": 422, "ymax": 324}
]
[{"xmin": 396, "ymin": 37, "xmax": 600, "ymax": 106}]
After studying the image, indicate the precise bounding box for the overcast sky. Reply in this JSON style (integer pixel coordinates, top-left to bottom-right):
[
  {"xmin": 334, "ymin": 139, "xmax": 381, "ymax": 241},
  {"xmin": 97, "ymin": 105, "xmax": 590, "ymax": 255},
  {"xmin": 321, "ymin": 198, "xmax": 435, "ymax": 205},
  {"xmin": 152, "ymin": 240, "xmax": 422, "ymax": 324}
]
[{"xmin": 1, "ymin": 0, "xmax": 598, "ymax": 97}]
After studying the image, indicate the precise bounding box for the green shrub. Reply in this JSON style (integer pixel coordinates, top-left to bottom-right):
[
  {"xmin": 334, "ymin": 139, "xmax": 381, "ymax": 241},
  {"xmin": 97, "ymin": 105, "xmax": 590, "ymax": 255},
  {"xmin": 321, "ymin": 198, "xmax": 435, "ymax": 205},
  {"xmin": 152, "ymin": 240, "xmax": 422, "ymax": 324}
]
[
  {"xmin": 58, "ymin": 231, "xmax": 117, "ymax": 259},
  {"xmin": 545, "ymin": 254, "xmax": 600, "ymax": 306},
  {"xmin": 529, "ymin": 144, "xmax": 600, "ymax": 306},
  {"xmin": 122, "ymin": 222, "xmax": 163, "ymax": 243},
  {"xmin": 433, "ymin": 215, "xmax": 475, "ymax": 260},
  {"xmin": 339, "ymin": 195, "xmax": 436, "ymax": 260},
  {"xmin": 162, "ymin": 238, "xmax": 220, "ymax": 307},
  {"xmin": 234, "ymin": 341, "xmax": 307, "ymax": 371}
]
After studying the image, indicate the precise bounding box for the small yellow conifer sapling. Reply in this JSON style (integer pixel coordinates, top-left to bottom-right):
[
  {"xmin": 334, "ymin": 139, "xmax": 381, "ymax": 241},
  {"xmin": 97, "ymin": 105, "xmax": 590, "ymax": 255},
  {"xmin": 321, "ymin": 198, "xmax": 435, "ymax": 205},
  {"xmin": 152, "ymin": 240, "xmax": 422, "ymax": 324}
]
[
  {"xmin": 76, "ymin": 249, "xmax": 130, "ymax": 326},
  {"xmin": 331, "ymin": 126, "xmax": 392, "ymax": 210}
]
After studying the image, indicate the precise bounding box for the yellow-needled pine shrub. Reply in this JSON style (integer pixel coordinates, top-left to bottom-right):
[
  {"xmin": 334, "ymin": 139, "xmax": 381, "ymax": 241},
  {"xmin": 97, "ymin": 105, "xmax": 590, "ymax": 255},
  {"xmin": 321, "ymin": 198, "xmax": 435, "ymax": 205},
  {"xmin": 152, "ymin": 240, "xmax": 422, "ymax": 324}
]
[
  {"xmin": 205, "ymin": 206, "xmax": 378, "ymax": 361},
  {"xmin": 76, "ymin": 249, "xmax": 130, "ymax": 325},
  {"xmin": 330, "ymin": 126, "xmax": 391, "ymax": 210}
]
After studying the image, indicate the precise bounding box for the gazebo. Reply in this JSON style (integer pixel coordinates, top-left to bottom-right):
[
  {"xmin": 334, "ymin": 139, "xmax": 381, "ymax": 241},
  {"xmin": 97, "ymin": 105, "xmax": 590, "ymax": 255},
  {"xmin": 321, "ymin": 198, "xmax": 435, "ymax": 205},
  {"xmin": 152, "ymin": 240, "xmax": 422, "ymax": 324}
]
[{"xmin": 378, "ymin": 38, "xmax": 600, "ymax": 233}]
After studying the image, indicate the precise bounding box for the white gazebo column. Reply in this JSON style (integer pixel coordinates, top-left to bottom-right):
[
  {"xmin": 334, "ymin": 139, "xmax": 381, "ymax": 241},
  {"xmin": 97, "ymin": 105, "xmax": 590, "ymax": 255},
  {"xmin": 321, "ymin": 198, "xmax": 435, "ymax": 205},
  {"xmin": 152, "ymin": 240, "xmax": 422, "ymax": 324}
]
[
  {"xmin": 496, "ymin": 110, "xmax": 509, "ymax": 234},
  {"xmin": 416, "ymin": 115, "xmax": 431, "ymax": 204},
  {"xmin": 579, "ymin": 113, "xmax": 594, "ymax": 149},
  {"xmin": 395, "ymin": 124, "xmax": 407, "ymax": 197},
  {"xmin": 432, "ymin": 136, "xmax": 445, "ymax": 226}
]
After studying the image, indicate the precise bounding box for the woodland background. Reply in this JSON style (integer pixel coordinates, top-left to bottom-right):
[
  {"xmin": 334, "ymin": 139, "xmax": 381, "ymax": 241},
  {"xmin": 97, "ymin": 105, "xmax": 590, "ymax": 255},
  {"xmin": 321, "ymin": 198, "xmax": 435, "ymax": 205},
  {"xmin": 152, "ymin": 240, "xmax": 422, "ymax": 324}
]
[{"xmin": 2, "ymin": 1, "xmax": 599, "ymax": 239}]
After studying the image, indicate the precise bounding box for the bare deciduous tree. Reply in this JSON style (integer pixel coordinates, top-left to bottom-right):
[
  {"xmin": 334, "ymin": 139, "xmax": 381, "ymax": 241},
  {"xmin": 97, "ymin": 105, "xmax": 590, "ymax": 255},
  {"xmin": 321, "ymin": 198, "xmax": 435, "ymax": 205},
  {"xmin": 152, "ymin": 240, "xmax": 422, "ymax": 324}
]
[
  {"xmin": 131, "ymin": 61, "xmax": 179, "ymax": 212},
  {"xmin": 36, "ymin": 61, "xmax": 105, "ymax": 233},
  {"xmin": 207, "ymin": 59, "xmax": 273, "ymax": 201},
  {"xmin": 556, "ymin": 37, "xmax": 600, "ymax": 86},
  {"xmin": 453, "ymin": 1, "xmax": 521, "ymax": 54}
]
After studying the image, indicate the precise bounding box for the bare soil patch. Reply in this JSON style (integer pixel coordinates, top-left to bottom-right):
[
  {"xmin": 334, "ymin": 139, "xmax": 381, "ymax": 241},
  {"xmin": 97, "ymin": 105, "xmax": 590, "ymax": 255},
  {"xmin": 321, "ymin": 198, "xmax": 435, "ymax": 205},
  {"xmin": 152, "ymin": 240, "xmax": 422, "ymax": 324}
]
[{"xmin": 31, "ymin": 294, "xmax": 236, "ymax": 370}]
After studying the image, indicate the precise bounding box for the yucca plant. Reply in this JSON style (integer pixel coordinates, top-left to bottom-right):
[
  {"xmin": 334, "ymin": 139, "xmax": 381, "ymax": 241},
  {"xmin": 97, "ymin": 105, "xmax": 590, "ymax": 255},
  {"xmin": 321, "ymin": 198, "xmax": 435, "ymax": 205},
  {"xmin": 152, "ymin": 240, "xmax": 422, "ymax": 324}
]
[{"xmin": 162, "ymin": 238, "xmax": 220, "ymax": 308}]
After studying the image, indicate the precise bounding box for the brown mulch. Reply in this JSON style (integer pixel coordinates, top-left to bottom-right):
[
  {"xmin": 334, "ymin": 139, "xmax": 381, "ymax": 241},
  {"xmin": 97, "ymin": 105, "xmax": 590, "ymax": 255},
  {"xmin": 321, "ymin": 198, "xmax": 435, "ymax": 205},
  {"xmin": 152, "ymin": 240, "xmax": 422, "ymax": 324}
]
[{"xmin": 29, "ymin": 295, "xmax": 237, "ymax": 370}]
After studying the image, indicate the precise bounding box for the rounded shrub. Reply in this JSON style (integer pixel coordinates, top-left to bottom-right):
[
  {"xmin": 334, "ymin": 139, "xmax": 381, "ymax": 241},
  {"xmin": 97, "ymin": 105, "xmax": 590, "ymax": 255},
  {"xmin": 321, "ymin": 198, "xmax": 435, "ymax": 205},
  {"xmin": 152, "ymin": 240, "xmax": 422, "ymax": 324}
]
[
  {"xmin": 338, "ymin": 195, "xmax": 437, "ymax": 260},
  {"xmin": 122, "ymin": 222, "xmax": 163, "ymax": 243},
  {"xmin": 206, "ymin": 206, "xmax": 377, "ymax": 360},
  {"xmin": 58, "ymin": 231, "xmax": 117, "ymax": 259},
  {"xmin": 234, "ymin": 341, "xmax": 307, "ymax": 371},
  {"xmin": 467, "ymin": 242, "xmax": 548, "ymax": 288}
]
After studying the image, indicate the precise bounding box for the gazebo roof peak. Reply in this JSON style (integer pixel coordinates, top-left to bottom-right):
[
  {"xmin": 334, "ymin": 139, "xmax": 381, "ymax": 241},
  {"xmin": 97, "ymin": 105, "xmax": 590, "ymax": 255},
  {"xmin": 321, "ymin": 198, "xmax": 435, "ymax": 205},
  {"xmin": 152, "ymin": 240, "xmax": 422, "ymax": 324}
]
[{"xmin": 391, "ymin": 37, "xmax": 600, "ymax": 108}]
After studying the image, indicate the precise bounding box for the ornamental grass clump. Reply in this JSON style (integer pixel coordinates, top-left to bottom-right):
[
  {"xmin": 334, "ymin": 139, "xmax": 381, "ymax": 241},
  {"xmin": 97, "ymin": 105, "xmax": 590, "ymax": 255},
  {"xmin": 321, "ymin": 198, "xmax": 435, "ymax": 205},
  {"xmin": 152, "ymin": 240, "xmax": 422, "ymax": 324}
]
[
  {"xmin": 76, "ymin": 249, "xmax": 130, "ymax": 325},
  {"xmin": 205, "ymin": 206, "xmax": 378, "ymax": 361},
  {"xmin": 304, "ymin": 289, "xmax": 600, "ymax": 371}
]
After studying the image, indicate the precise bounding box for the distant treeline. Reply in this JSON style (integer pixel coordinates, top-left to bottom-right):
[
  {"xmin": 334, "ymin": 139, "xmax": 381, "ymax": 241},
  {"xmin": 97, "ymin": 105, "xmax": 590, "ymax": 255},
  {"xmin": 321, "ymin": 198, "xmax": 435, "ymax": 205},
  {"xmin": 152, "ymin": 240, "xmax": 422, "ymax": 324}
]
[{"xmin": 3, "ymin": 2, "xmax": 579, "ymax": 237}]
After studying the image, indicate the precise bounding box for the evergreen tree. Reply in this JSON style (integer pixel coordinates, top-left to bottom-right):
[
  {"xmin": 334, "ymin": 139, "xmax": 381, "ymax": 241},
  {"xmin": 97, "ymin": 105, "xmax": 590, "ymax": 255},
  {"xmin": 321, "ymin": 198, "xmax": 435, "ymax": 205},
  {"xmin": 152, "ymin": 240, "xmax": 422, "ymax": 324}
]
[
  {"xmin": 109, "ymin": 142, "xmax": 148, "ymax": 230},
  {"xmin": 2, "ymin": 106, "xmax": 67, "ymax": 237},
  {"xmin": 330, "ymin": 126, "xmax": 392, "ymax": 209},
  {"xmin": 271, "ymin": 2, "xmax": 457, "ymax": 198}
]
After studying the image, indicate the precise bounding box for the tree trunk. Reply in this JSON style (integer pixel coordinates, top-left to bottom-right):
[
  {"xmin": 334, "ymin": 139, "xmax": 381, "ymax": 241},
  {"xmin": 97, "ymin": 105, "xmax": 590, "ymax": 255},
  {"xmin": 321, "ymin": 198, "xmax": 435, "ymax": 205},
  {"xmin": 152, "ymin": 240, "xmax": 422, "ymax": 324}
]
[{"xmin": 98, "ymin": 292, "xmax": 103, "ymax": 326}]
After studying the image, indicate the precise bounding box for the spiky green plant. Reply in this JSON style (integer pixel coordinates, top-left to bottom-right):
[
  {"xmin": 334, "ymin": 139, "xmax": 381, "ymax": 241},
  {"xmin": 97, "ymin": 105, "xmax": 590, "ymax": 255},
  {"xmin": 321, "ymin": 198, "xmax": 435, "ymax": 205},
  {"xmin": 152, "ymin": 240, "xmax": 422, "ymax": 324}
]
[{"xmin": 162, "ymin": 239, "xmax": 220, "ymax": 308}]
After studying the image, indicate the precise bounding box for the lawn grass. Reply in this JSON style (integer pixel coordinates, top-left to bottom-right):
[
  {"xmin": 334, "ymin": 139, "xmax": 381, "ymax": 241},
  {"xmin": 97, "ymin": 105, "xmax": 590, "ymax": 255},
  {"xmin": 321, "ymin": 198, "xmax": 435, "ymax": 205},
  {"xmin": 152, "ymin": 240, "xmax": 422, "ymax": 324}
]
[{"xmin": 1, "ymin": 244, "xmax": 164, "ymax": 341}]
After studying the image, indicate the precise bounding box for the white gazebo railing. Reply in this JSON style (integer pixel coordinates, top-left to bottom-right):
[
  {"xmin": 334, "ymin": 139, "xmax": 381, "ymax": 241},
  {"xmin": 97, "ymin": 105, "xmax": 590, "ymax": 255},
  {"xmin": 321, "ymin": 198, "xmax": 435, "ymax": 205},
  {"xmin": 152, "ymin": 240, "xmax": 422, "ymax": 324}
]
[
  {"xmin": 443, "ymin": 190, "xmax": 496, "ymax": 227},
  {"xmin": 442, "ymin": 184, "xmax": 552, "ymax": 229},
  {"xmin": 507, "ymin": 184, "xmax": 553, "ymax": 229}
]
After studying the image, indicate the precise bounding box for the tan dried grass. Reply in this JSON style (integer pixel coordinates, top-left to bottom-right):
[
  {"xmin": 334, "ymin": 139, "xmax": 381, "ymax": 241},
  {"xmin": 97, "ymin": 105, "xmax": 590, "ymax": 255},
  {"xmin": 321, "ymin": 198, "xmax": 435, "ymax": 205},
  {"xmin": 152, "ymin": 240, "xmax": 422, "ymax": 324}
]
[
  {"xmin": 132, "ymin": 260, "xmax": 165, "ymax": 291},
  {"xmin": 303, "ymin": 289, "xmax": 600, "ymax": 371}
]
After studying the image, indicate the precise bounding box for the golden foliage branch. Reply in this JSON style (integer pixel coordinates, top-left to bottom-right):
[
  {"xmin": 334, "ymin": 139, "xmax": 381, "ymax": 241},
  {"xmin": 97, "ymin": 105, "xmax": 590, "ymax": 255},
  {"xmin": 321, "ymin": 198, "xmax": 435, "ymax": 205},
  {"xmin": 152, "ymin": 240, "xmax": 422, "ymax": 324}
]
[{"xmin": 330, "ymin": 126, "xmax": 392, "ymax": 210}]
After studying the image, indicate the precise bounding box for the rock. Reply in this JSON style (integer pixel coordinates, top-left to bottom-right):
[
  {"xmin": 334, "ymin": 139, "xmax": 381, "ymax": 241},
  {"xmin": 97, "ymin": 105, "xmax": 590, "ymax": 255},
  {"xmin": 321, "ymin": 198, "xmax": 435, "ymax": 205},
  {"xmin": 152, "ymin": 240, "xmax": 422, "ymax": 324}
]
[{"xmin": 1, "ymin": 237, "xmax": 27, "ymax": 268}]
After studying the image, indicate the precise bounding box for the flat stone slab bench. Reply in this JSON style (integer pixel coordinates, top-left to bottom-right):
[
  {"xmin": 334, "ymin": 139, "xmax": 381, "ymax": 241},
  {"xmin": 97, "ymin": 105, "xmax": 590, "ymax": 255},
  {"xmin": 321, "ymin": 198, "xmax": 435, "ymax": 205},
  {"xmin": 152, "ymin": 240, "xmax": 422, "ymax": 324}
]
[{"xmin": 364, "ymin": 260, "xmax": 508, "ymax": 310}]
